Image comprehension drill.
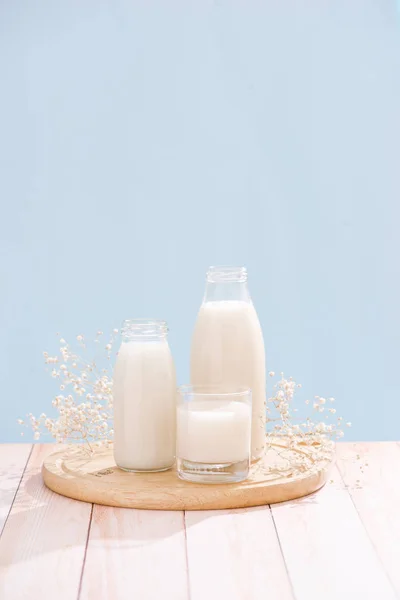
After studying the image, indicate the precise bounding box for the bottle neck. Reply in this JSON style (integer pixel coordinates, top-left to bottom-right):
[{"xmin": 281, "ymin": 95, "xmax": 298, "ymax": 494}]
[
  {"xmin": 203, "ymin": 266, "xmax": 251, "ymax": 303},
  {"xmin": 203, "ymin": 281, "xmax": 251, "ymax": 303}
]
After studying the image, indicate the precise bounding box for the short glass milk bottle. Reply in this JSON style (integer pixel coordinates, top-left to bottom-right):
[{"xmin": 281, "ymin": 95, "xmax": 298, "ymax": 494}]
[
  {"xmin": 113, "ymin": 319, "xmax": 176, "ymax": 472},
  {"xmin": 190, "ymin": 266, "xmax": 266, "ymax": 460}
]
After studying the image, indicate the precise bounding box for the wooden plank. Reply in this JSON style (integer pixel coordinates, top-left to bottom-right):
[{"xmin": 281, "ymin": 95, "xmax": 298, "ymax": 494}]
[
  {"xmin": 0, "ymin": 444, "xmax": 92, "ymax": 600},
  {"xmin": 0, "ymin": 444, "xmax": 32, "ymax": 535},
  {"xmin": 185, "ymin": 506, "xmax": 294, "ymax": 600},
  {"xmin": 271, "ymin": 463, "xmax": 398, "ymax": 600},
  {"xmin": 336, "ymin": 442, "xmax": 400, "ymax": 597},
  {"xmin": 79, "ymin": 505, "xmax": 189, "ymax": 600}
]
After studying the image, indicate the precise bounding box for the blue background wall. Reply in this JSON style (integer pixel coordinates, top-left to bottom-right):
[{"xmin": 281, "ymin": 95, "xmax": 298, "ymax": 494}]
[{"xmin": 1, "ymin": 1, "xmax": 399, "ymax": 442}]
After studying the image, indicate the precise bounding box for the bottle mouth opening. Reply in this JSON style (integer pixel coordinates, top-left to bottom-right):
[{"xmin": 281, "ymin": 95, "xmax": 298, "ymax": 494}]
[
  {"xmin": 121, "ymin": 319, "xmax": 168, "ymax": 339},
  {"xmin": 206, "ymin": 266, "xmax": 247, "ymax": 283}
]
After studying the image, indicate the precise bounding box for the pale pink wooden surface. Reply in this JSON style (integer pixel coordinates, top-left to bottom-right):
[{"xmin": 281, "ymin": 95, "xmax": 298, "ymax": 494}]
[
  {"xmin": 336, "ymin": 442, "xmax": 400, "ymax": 597},
  {"xmin": 185, "ymin": 506, "xmax": 294, "ymax": 600},
  {"xmin": 80, "ymin": 506, "xmax": 189, "ymax": 600},
  {"xmin": 0, "ymin": 444, "xmax": 32, "ymax": 536},
  {"xmin": 0, "ymin": 443, "xmax": 399, "ymax": 600},
  {"xmin": 0, "ymin": 444, "xmax": 91, "ymax": 600},
  {"xmin": 271, "ymin": 463, "xmax": 398, "ymax": 600}
]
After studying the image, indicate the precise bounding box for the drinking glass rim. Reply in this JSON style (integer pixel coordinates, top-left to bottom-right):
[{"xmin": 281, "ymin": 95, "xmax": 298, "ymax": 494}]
[{"xmin": 178, "ymin": 385, "xmax": 251, "ymax": 398}]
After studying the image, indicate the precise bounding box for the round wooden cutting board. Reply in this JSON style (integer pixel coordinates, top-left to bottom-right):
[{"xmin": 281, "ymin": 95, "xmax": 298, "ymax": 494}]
[{"xmin": 42, "ymin": 440, "xmax": 334, "ymax": 510}]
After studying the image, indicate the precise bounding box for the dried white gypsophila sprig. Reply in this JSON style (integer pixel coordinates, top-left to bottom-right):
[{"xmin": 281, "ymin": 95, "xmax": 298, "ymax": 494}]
[
  {"xmin": 260, "ymin": 371, "xmax": 350, "ymax": 478},
  {"xmin": 18, "ymin": 330, "xmax": 119, "ymax": 453},
  {"xmin": 19, "ymin": 329, "xmax": 350, "ymax": 474}
]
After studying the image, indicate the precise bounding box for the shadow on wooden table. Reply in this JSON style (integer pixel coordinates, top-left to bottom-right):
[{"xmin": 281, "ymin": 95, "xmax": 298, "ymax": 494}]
[
  {"xmin": 0, "ymin": 467, "xmax": 330, "ymax": 569},
  {"xmin": 0, "ymin": 470, "xmax": 192, "ymax": 564},
  {"xmin": 0, "ymin": 469, "xmax": 92, "ymax": 568}
]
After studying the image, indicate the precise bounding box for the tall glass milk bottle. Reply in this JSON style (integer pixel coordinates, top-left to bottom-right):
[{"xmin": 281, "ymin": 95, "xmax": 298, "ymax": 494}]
[
  {"xmin": 191, "ymin": 267, "xmax": 266, "ymax": 460},
  {"xmin": 113, "ymin": 319, "xmax": 176, "ymax": 472}
]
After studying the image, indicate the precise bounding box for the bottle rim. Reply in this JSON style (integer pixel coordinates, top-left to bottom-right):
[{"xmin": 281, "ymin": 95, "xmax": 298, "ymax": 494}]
[
  {"xmin": 206, "ymin": 266, "xmax": 247, "ymax": 283},
  {"xmin": 121, "ymin": 319, "xmax": 168, "ymax": 339}
]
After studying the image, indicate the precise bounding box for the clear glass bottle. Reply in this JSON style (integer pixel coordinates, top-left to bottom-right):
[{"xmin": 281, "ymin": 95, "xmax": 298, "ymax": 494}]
[
  {"xmin": 190, "ymin": 266, "xmax": 266, "ymax": 460},
  {"xmin": 113, "ymin": 319, "xmax": 176, "ymax": 472}
]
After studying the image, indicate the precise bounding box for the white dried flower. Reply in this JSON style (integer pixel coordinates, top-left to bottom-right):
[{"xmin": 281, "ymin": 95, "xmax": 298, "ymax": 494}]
[
  {"xmin": 20, "ymin": 329, "xmax": 349, "ymax": 472},
  {"xmin": 18, "ymin": 329, "xmax": 117, "ymax": 453},
  {"xmin": 265, "ymin": 371, "xmax": 348, "ymax": 478}
]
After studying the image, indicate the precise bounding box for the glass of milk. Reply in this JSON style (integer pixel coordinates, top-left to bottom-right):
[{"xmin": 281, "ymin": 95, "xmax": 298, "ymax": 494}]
[
  {"xmin": 191, "ymin": 266, "xmax": 266, "ymax": 461},
  {"xmin": 177, "ymin": 385, "xmax": 252, "ymax": 484},
  {"xmin": 113, "ymin": 319, "xmax": 176, "ymax": 472}
]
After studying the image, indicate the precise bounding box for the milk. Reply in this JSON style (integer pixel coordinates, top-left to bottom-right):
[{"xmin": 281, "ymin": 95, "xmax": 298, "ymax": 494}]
[
  {"xmin": 113, "ymin": 340, "xmax": 176, "ymax": 471},
  {"xmin": 191, "ymin": 301, "xmax": 266, "ymax": 459},
  {"xmin": 177, "ymin": 399, "xmax": 251, "ymax": 464}
]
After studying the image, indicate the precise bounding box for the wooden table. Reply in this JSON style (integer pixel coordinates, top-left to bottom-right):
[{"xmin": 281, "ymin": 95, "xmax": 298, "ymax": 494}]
[{"xmin": 0, "ymin": 443, "xmax": 399, "ymax": 600}]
